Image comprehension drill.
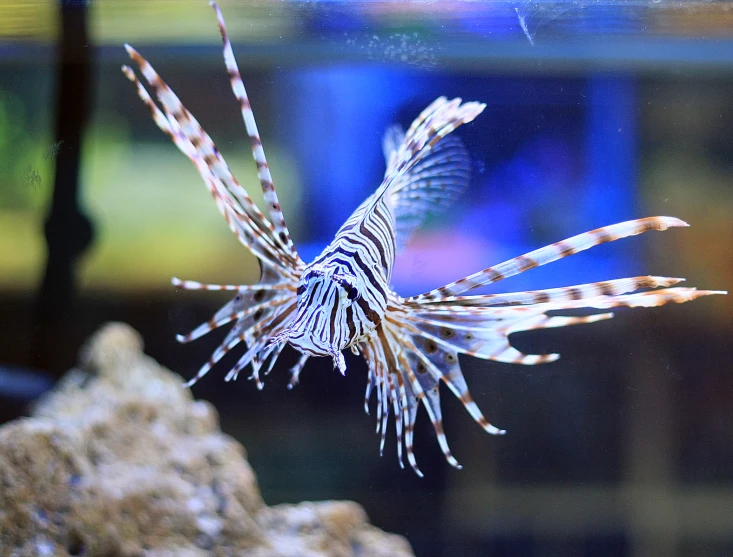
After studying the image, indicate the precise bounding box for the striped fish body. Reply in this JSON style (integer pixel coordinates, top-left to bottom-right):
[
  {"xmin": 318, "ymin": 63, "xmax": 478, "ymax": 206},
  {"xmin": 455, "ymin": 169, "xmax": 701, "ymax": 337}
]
[
  {"xmin": 122, "ymin": 2, "xmax": 726, "ymax": 476},
  {"xmin": 286, "ymin": 197, "xmax": 396, "ymax": 371}
]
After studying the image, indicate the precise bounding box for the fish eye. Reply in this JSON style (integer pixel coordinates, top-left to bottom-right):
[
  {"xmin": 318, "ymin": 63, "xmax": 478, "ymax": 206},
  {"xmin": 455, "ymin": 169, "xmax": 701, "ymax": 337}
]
[
  {"xmin": 309, "ymin": 265, "xmax": 325, "ymax": 278},
  {"xmin": 336, "ymin": 277, "xmax": 359, "ymax": 301}
]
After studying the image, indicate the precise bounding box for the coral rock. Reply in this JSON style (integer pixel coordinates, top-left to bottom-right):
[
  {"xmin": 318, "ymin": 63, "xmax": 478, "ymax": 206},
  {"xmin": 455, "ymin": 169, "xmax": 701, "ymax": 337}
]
[{"xmin": 0, "ymin": 322, "xmax": 414, "ymax": 557}]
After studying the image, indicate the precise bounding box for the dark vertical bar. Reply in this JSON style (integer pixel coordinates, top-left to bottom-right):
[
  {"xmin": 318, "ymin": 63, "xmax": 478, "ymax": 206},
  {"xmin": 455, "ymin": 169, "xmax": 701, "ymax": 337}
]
[{"xmin": 31, "ymin": 0, "xmax": 94, "ymax": 374}]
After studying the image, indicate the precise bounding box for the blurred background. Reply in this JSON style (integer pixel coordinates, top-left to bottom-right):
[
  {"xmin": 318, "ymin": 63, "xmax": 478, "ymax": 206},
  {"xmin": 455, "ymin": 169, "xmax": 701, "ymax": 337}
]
[{"xmin": 1, "ymin": 1, "xmax": 732, "ymax": 556}]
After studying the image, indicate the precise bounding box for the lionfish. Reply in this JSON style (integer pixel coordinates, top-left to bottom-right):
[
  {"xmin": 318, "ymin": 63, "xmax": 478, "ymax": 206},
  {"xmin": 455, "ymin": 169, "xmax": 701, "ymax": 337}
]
[{"xmin": 122, "ymin": 2, "xmax": 725, "ymax": 476}]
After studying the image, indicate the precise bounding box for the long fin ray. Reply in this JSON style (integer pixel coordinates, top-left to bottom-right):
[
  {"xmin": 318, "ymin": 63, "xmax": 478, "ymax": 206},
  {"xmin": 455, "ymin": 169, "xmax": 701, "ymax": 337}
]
[
  {"xmin": 210, "ymin": 1, "xmax": 299, "ymax": 264},
  {"xmin": 423, "ymin": 275, "xmax": 684, "ymax": 307},
  {"xmin": 121, "ymin": 58, "xmax": 292, "ymax": 271},
  {"xmin": 410, "ymin": 216, "xmax": 689, "ymax": 302}
]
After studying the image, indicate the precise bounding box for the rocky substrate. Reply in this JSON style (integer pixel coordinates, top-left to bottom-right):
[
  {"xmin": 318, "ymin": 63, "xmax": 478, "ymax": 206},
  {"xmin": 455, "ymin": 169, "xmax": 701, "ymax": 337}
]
[{"xmin": 0, "ymin": 323, "xmax": 414, "ymax": 557}]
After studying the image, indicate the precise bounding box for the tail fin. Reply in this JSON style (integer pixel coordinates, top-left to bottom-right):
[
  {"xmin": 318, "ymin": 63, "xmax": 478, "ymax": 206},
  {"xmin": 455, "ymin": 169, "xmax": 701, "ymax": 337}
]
[
  {"xmin": 369, "ymin": 97, "xmax": 484, "ymax": 213},
  {"xmin": 382, "ymin": 126, "xmax": 471, "ymax": 251}
]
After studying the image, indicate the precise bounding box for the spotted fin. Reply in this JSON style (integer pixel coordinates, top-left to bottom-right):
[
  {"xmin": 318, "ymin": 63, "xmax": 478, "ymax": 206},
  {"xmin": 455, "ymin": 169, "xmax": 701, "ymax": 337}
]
[
  {"xmin": 383, "ymin": 125, "xmax": 471, "ymax": 251},
  {"xmin": 363, "ymin": 259, "xmax": 724, "ymax": 476},
  {"xmin": 370, "ymin": 97, "xmax": 484, "ymax": 212}
]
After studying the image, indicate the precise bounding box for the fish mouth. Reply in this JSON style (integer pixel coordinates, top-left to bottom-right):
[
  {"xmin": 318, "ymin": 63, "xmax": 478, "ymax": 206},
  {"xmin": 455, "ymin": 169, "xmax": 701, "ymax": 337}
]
[
  {"xmin": 268, "ymin": 329, "xmax": 347, "ymax": 375},
  {"xmin": 329, "ymin": 349, "xmax": 346, "ymax": 375}
]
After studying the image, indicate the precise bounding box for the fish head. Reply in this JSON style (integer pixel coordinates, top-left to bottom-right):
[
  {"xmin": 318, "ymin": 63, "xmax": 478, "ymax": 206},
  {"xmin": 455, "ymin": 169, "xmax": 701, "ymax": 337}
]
[{"xmin": 274, "ymin": 264, "xmax": 361, "ymax": 374}]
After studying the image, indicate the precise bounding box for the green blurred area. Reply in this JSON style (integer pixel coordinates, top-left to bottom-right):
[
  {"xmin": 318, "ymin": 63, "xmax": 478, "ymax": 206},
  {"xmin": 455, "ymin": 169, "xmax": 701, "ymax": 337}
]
[
  {"xmin": 0, "ymin": 0, "xmax": 302, "ymax": 293},
  {"xmin": 0, "ymin": 73, "xmax": 54, "ymax": 290},
  {"xmin": 0, "ymin": 62, "xmax": 303, "ymax": 292},
  {"xmin": 78, "ymin": 132, "xmax": 302, "ymax": 291},
  {"xmin": 0, "ymin": 0, "xmax": 293, "ymax": 44}
]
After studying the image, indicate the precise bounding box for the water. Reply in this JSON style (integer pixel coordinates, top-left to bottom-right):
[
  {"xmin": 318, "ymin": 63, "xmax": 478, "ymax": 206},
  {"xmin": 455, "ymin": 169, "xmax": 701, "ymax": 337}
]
[{"xmin": 1, "ymin": 1, "xmax": 732, "ymax": 556}]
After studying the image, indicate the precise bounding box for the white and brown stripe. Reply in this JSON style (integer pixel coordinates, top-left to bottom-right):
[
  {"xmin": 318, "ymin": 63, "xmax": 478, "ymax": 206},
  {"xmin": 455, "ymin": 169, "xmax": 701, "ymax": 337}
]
[
  {"xmin": 410, "ymin": 216, "xmax": 689, "ymax": 303},
  {"xmin": 122, "ymin": 54, "xmax": 291, "ymax": 271},
  {"xmin": 210, "ymin": 2, "xmax": 298, "ymax": 263},
  {"xmin": 420, "ymin": 275, "xmax": 685, "ymax": 307}
]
